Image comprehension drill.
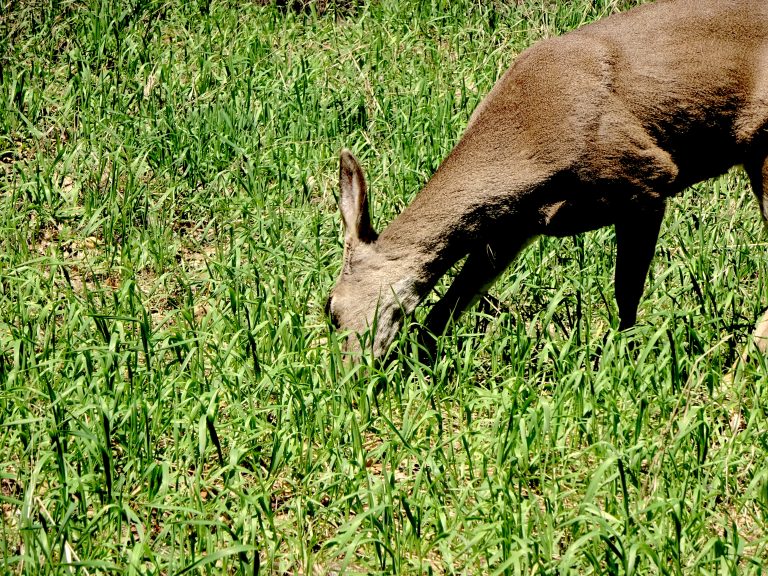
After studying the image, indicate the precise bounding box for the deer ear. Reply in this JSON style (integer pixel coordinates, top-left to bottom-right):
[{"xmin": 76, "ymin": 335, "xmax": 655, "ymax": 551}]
[{"xmin": 339, "ymin": 149, "xmax": 377, "ymax": 245}]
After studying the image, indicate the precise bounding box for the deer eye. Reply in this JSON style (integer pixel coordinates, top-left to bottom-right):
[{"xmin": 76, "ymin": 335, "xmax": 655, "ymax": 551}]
[
  {"xmin": 324, "ymin": 297, "xmax": 340, "ymax": 329},
  {"xmin": 324, "ymin": 297, "xmax": 331, "ymax": 317}
]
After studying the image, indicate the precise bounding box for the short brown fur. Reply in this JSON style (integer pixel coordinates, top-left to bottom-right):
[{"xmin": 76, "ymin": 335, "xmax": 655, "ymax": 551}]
[{"xmin": 328, "ymin": 0, "xmax": 768, "ymax": 358}]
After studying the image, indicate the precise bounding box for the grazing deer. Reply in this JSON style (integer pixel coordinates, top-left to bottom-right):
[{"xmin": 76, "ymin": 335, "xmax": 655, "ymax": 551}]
[{"xmin": 326, "ymin": 0, "xmax": 768, "ymax": 358}]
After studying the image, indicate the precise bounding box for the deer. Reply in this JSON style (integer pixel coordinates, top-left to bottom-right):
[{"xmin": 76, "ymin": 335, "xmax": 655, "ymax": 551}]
[{"xmin": 325, "ymin": 0, "xmax": 768, "ymax": 359}]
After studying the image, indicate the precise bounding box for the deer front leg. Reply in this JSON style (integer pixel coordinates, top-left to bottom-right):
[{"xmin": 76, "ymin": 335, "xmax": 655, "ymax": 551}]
[
  {"xmin": 746, "ymin": 154, "xmax": 768, "ymax": 230},
  {"xmin": 423, "ymin": 240, "xmax": 526, "ymax": 340},
  {"xmin": 614, "ymin": 202, "xmax": 666, "ymax": 330}
]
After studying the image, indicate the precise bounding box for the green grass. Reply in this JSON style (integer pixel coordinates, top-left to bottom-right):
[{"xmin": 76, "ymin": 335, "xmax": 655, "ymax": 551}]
[{"xmin": 1, "ymin": 0, "xmax": 767, "ymax": 573}]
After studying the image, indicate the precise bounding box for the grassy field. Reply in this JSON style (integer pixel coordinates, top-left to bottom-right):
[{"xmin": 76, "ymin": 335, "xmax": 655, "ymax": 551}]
[{"xmin": 2, "ymin": 0, "xmax": 768, "ymax": 573}]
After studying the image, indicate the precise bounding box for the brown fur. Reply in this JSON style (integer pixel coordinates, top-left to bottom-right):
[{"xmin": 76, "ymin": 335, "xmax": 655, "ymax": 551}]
[{"xmin": 327, "ymin": 0, "xmax": 768, "ymax": 358}]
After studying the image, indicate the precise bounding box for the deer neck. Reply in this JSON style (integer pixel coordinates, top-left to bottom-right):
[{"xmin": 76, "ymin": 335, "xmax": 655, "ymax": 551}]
[{"xmin": 372, "ymin": 152, "xmax": 545, "ymax": 315}]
